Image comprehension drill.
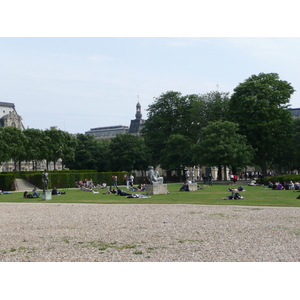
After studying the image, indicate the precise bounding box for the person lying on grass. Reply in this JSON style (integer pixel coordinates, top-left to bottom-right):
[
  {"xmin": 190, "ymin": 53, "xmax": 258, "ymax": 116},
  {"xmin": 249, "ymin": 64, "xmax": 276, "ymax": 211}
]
[
  {"xmin": 103, "ymin": 186, "xmax": 117, "ymax": 194},
  {"xmin": 223, "ymin": 190, "xmax": 244, "ymax": 200}
]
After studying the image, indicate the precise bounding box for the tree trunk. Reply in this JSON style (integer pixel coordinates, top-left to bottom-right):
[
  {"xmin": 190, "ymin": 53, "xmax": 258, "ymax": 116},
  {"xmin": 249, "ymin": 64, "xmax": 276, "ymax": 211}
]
[
  {"xmin": 260, "ymin": 155, "xmax": 268, "ymax": 177},
  {"xmin": 232, "ymin": 166, "xmax": 237, "ymax": 176},
  {"xmin": 217, "ymin": 165, "xmax": 222, "ymax": 180}
]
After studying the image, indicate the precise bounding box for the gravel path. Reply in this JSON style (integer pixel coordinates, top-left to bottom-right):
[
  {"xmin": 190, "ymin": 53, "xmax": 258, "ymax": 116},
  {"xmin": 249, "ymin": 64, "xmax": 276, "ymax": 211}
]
[{"xmin": 1, "ymin": 203, "xmax": 300, "ymax": 262}]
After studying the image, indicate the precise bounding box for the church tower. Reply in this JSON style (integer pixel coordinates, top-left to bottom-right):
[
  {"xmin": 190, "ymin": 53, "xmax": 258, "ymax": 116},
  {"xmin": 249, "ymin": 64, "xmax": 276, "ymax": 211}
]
[
  {"xmin": 135, "ymin": 102, "xmax": 142, "ymax": 120},
  {"xmin": 128, "ymin": 101, "xmax": 145, "ymax": 134}
]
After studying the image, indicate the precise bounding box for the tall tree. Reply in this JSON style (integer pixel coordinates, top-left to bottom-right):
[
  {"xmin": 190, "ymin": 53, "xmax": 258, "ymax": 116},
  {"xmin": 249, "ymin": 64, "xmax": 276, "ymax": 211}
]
[
  {"xmin": 229, "ymin": 73, "xmax": 295, "ymax": 176},
  {"xmin": 0, "ymin": 127, "xmax": 10, "ymax": 164},
  {"xmin": 190, "ymin": 91, "xmax": 230, "ymax": 137},
  {"xmin": 160, "ymin": 134, "xmax": 193, "ymax": 171},
  {"xmin": 2, "ymin": 127, "xmax": 27, "ymax": 170},
  {"xmin": 44, "ymin": 129, "xmax": 76, "ymax": 170},
  {"xmin": 64, "ymin": 134, "xmax": 110, "ymax": 171},
  {"xmin": 193, "ymin": 121, "xmax": 253, "ymax": 179},
  {"xmin": 141, "ymin": 91, "xmax": 194, "ymax": 165},
  {"xmin": 109, "ymin": 134, "xmax": 150, "ymax": 172},
  {"xmin": 23, "ymin": 128, "xmax": 47, "ymax": 170},
  {"xmin": 290, "ymin": 118, "xmax": 300, "ymax": 171}
]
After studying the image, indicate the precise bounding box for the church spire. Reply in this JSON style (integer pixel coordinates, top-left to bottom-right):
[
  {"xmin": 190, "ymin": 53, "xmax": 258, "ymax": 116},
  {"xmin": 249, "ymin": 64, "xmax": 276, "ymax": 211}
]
[{"xmin": 135, "ymin": 99, "xmax": 142, "ymax": 120}]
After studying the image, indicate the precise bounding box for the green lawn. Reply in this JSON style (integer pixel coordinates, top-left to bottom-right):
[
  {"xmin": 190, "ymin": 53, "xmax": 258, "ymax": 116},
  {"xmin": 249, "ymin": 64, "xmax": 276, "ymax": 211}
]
[{"xmin": 1, "ymin": 184, "xmax": 300, "ymax": 207}]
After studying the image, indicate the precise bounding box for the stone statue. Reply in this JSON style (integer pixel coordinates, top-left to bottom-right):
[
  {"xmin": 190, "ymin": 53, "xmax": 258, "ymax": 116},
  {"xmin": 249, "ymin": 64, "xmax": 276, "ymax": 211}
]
[
  {"xmin": 191, "ymin": 167, "xmax": 195, "ymax": 182},
  {"xmin": 148, "ymin": 166, "xmax": 163, "ymax": 184},
  {"xmin": 185, "ymin": 168, "xmax": 190, "ymax": 181},
  {"xmin": 42, "ymin": 169, "xmax": 49, "ymax": 192}
]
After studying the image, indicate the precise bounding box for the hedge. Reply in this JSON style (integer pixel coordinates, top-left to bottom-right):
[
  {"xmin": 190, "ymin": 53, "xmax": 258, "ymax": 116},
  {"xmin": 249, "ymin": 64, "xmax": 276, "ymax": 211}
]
[
  {"xmin": 262, "ymin": 175, "xmax": 300, "ymax": 185},
  {"xmin": 0, "ymin": 174, "xmax": 17, "ymax": 191},
  {"xmin": 1, "ymin": 171, "xmax": 137, "ymax": 190}
]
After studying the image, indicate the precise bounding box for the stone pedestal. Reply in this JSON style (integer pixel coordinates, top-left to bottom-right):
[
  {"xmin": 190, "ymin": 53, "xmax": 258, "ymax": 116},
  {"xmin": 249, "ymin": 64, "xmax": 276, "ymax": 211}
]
[
  {"xmin": 146, "ymin": 184, "xmax": 168, "ymax": 195},
  {"xmin": 189, "ymin": 183, "xmax": 198, "ymax": 191},
  {"xmin": 42, "ymin": 191, "xmax": 52, "ymax": 200}
]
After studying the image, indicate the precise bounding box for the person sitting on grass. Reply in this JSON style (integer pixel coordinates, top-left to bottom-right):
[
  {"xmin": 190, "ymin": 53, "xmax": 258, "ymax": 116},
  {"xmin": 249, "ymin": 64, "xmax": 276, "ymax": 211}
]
[
  {"xmin": 32, "ymin": 187, "xmax": 40, "ymax": 198},
  {"xmin": 180, "ymin": 182, "xmax": 190, "ymax": 192},
  {"xmin": 237, "ymin": 186, "xmax": 246, "ymax": 192},
  {"xmin": 51, "ymin": 187, "xmax": 66, "ymax": 195},
  {"xmin": 23, "ymin": 191, "xmax": 33, "ymax": 198}
]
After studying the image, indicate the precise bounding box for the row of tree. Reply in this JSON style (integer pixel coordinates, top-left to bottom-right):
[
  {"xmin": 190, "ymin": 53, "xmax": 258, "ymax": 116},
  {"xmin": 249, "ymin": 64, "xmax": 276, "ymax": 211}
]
[
  {"xmin": 1, "ymin": 72, "xmax": 299, "ymax": 178},
  {"xmin": 0, "ymin": 127, "xmax": 76, "ymax": 170},
  {"xmin": 0, "ymin": 126, "xmax": 150, "ymax": 172},
  {"xmin": 140, "ymin": 73, "xmax": 300, "ymax": 177}
]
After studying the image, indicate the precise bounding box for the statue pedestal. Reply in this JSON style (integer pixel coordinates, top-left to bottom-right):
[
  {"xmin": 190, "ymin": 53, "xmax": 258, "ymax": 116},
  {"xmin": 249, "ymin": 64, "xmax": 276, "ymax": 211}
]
[
  {"xmin": 146, "ymin": 184, "xmax": 168, "ymax": 195},
  {"xmin": 42, "ymin": 191, "xmax": 52, "ymax": 200},
  {"xmin": 189, "ymin": 183, "xmax": 198, "ymax": 191}
]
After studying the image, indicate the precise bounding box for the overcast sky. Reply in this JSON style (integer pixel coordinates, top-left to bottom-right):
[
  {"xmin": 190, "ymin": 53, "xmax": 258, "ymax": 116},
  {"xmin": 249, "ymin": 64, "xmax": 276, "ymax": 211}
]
[{"xmin": 1, "ymin": 2, "xmax": 300, "ymax": 135}]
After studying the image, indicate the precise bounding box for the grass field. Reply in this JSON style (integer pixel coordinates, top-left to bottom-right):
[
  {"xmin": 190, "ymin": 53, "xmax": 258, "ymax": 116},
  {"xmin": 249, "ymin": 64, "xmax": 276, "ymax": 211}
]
[{"xmin": 1, "ymin": 184, "xmax": 300, "ymax": 207}]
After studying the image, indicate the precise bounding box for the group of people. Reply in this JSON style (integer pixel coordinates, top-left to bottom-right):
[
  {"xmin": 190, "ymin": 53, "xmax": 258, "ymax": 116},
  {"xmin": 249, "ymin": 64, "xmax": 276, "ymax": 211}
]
[
  {"xmin": 76, "ymin": 179, "xmax": 95, "ymax": 189},
  {"xmin": 23, "ymin": 187, "xmax": 40, "ymax": 198},
  {"xmin": 201, "ymin": 173, "xmax": 213, "ymax": 185},
  {"xmin": 23, "ymin": 186, "xmax": 66, "ymax": 198},
  {"xmin": 268, "ymin": 181, "xmax": 300, "ymax": 190}
]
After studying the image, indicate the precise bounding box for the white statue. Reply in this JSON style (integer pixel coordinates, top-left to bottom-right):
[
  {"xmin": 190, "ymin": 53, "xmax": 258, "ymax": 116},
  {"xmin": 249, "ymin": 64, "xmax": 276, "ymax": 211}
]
[{"xmin": 148, "ymin": 166, "xmax": 163, "ymax": 184}]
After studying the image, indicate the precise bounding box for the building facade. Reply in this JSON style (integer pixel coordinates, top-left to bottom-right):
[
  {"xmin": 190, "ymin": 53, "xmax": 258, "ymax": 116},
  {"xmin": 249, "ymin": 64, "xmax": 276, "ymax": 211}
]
[
  {"xmin": 290, "ymin": 108, "xmax": 300, "ymax": 119},
  {"xmin": 0, "ymin": 102, "xmax": 25, "ymax": 130},
  {"xmin": 85, "ymin": 125, "xmax": 129, "ymax": 140},
  {"xmin": 85, "ymin": 102, "xmax": 145, "ymax": 140},
  {"xmin": 0, "ymin": 102, "xmax": 63, "ymax": 172}
]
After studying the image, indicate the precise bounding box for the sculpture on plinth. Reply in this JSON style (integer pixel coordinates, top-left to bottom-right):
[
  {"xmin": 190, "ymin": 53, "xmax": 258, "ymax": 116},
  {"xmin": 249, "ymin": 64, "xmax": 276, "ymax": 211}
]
[
  {"xmin": 185, "ymin": 168, "xmax": 190, "ymax": 182},
  {"xmin": 191, "ymin": 167, "xmax": 195, "ymax": 182},
  {"xmin": 42, "ymin": 169, "xmax": 49, "ymax": 193},
  {"xmin": 148, "ymin": 166, "xmax": 163, "ymax": 184}
]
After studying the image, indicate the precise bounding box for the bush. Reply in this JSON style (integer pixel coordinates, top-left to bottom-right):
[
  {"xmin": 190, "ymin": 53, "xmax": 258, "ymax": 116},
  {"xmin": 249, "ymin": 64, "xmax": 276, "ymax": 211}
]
[
  {"xmin": 1, "ymin": 170, "xmax": 138, "ymax": 190},
  {"xmin": 0, "ymin": 174, "xmax": 17, "ymax": 191},
  {"xmin": 263, "ymin": 175, "xmax": 300, "ymax": 185}
]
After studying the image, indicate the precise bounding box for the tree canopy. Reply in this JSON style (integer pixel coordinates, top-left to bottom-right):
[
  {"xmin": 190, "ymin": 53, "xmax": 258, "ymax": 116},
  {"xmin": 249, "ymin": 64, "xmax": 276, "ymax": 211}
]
[
  {"xmin": 193, "ymin": 121, "xmax": 253, "ymax": 178},
  {"xmin": 109, "ymin": 134, "xmax": 150, "ymax": 172},
  {"xmin": 229, "ymin": 73, "xmax": 295, "ymax": 175},
  {"xmin": 141, "ymin": 91, "xmax": 194, "ymax": 165}
]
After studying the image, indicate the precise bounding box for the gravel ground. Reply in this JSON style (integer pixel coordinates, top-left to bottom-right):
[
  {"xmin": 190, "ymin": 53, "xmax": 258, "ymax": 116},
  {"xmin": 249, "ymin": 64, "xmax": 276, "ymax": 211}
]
[{"xmin": 1, "ymin": 203, "xmax": 300, "ymax": 262}]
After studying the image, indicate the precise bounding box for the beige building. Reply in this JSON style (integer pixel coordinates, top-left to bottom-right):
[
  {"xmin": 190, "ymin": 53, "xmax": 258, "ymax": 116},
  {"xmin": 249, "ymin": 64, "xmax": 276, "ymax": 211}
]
[{"xmin": 0, "ymin": 102, "xmax": 62, "ymax": 172}]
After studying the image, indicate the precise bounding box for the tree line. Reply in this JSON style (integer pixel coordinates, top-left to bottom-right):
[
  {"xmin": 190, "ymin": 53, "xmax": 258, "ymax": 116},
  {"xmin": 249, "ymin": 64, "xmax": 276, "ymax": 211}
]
[
  {"xmin": 0, "ymin": 127, "xmax": 150, "ymax": 173},
  {"xmin": 141, "ymin": 73, "xmax": 300, "ymax": 178},
  {"xmin": 1, "ymin": 72, "xmax": 299, "ymax": 178}
]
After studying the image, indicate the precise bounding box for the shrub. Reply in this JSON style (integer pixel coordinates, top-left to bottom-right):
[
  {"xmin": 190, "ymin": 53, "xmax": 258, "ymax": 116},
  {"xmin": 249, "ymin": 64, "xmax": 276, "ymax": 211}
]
[{"xmin": 0, "ymin": 174, "xmax": 17, "ymax": 191}]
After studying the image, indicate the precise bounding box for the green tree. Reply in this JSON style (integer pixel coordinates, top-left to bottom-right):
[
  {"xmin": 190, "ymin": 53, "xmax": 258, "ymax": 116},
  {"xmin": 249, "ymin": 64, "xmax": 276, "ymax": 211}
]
[
  {"xmin": 23, "ymin": 128, "xmax": 48, "ymax": 170},
  {"xmin": 141, "ymin": 91, "xmax": 194, "ymax": 165},
  {"xmin": 190, "ymin": 91, "xmax": 230, "ymax": 138},
  {"xmin": 44, "ymin": 129, "xmax": 76, "ymax": 170},
  {"xmin": 64, "ymin": 134, "xmax": 110, "ymax": 171},
  {"xmin": 193, "ymin": 121, "xmax": 253, "ymax": 180},
  {"xmin": 290, "ymin": 118, "xmax": 300, "ymax": 171},
  {"xmin": 0, "ymin": 127, "xmax": 10, "ymax": 164},
  {"xmin": 109, "ymin": 134, "xmax": 150, "ymax": 172},
  {"xmin": 2, "ymin": 127, "xmax": 27, "ymax": 170},
  {"xmin": 229, "ymin": 73, "xmax": 295, "ymax": 175},
  {"xmin": 160, "ymin": 134, "xmax": 193, "ymax": 170}
]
